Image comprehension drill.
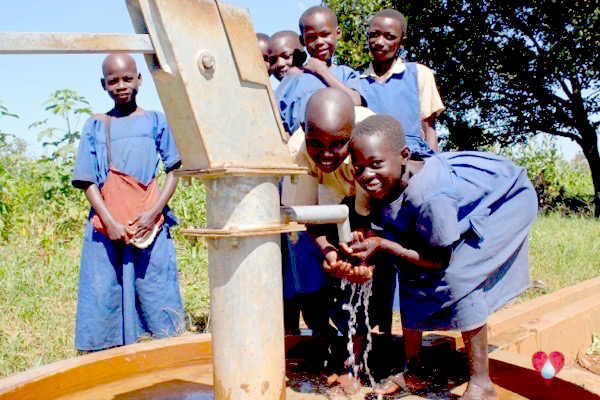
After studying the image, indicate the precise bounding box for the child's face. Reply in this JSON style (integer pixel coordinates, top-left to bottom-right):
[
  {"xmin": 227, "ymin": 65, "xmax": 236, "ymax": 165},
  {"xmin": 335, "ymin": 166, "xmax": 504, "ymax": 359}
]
[
  {"xmin": 302, "ymin": 12, "xmax": 341, "ymax": 62},
  {"xmin": 305, "ymin": 119, "xmax": 352, "ymax": 173},
  {"xmin": 368, "ymin": 16, "xmax": 404, "ymax": 63},
  {"xmin": 269, "ymin": 36, "xmax": 304, "ymax": 81},
  {"xmin": 351, "ymin": 135, "xmax": 407, "ymax": 200},
  {"xmin": 258, "ymin": 39, "xmax": 270, "ymax": 72},
  {"xmin": 102, "ymin": 63, "xmax": 141, "ymax": 105}
]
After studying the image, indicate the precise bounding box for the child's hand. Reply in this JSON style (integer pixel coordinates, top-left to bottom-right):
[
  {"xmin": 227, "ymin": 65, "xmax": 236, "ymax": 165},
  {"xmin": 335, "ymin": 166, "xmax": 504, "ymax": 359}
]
[
  {"xmin": 322, "ymin": 249, "xmax": 352, "ymax": 278},
  {"xmin": 341, "ymin": 237, "xmax": 382, "ymax": 261},
  {"xmin": 106, "ymin": 218, "xmax": 133, "ymax": 243},
  {"xmin": 322, "ymin": 248, "xmax": 341, "ymax": 275},
  {"xmin": 303, "ymin": 58, "xmax": 328, "ymax": 77},
  {"xmin": 346, "ymin": 264, "xmax": 374, "ymax": 284},
  {"xmin": 130, "ymin": 209, "xmax": 157, "ymax": 239}
]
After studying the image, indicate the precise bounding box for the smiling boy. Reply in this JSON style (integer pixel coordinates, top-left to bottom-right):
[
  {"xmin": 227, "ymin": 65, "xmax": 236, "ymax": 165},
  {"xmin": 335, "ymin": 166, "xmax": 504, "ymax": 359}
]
[
  {"xmin": 71, "ymin": 54, "xmax": 184, "ymax": 351},
  {"xmin": 360, "ymin": 9, "xmax": 444, "ymax": 155},
  {"xmin": 268, "ymin": 30, "xmax": 305, "ymax": 82},
  {"xmin": 275, "ymin": 6, "xmax": 364, "ymax": 134}
]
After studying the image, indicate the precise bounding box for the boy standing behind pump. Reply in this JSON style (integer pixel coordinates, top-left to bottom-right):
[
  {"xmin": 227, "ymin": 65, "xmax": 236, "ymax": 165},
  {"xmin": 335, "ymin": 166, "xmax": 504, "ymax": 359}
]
[{"xmin": 276, "ymin": 5, "xmax": 364, "ymax": 134}]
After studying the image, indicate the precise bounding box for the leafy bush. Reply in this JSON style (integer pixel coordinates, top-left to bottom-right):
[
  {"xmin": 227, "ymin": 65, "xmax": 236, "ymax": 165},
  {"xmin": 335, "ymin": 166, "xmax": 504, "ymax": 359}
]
[{"xmin": 495, "ymin": 138, "xmax": 594, "ymax": 215}]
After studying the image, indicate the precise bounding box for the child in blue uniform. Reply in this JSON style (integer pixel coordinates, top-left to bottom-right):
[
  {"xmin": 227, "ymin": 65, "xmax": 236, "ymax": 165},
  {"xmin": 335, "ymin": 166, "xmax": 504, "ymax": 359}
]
[
  {"xmin": 344, "ymin": 115, "xmax": 537, "ymax": 399},
  {"xmin": 360, "ymin": 8, "xmax": 446, "ymax": 334},
  {"xmin": 268, "ymin": 30, "xmax": 306, "ymax": 82},
  {"xmin": 71, "ymin": 54, "xmax": 184, "ymax": 351},
  {"xmin": 360, "ymin": 9, "xmax": 444, "ymax": 156},
  {"xmin": 275, "ymin": 5, "xmax": 364, "ymax": 134}
]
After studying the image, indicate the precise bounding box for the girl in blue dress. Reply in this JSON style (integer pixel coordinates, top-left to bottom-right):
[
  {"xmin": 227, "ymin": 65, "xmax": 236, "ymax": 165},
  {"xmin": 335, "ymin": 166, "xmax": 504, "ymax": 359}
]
[
  {"xmin": 342, "ymin": 115, "xmax": 537, "ymax": 399},
  {"xmin": 71, "ymin": 54, "xmax": 184, "ymax": 351}
]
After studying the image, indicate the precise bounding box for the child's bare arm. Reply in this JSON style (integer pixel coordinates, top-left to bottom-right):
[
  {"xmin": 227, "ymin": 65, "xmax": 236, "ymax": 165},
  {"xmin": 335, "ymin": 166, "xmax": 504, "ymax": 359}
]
[
  {"xmin": 131, "ymin": 171, "xmax": 178, "ymax": 238},
  {"xmin": 422, "ymin": 115, "xmax": 439, "ymax": 152},
  {"xmin": 303, "ymin": 58, "xmax": 362, "ymax": 106},
  {"xmin": 84, "ymin": 184, "xmax": 133, "ymax": 242}
]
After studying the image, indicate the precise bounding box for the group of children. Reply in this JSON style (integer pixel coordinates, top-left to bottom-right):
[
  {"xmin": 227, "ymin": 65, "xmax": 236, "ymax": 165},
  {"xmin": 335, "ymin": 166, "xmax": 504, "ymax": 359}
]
[
  {"xmin": 69, "ymin": 5, "xmax": 537, "ymax": 400},
  {"xmin": 256, "ymin": 6, "xmax": 537, "ymax": 399}
]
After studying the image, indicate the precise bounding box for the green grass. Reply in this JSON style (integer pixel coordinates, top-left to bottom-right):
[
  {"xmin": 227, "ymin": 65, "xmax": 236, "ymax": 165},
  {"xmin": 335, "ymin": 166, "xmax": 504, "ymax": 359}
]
[{"xmin": 0, "ymin": 213, "xmax": 598, "ymax": 378}]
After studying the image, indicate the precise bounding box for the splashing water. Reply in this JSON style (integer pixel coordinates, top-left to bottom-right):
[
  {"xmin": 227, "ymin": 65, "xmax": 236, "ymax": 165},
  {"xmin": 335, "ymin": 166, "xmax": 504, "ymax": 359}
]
[{"xmin": 340, "ymin": 278, "xmax": 375, "ymax": 386}]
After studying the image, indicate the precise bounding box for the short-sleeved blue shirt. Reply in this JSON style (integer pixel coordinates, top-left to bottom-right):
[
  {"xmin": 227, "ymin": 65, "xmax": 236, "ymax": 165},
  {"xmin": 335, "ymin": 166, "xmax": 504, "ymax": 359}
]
[
  {"xmin": 275, "ymin": 64, "xmax": 365, "ymax": 133},
  {"xmin": 72, "ymin": 111, "xmax": 181, "ymax": 188},
  {"xmin": 381, "ymin": 152, "xmax": 537, "ymax": 329}
]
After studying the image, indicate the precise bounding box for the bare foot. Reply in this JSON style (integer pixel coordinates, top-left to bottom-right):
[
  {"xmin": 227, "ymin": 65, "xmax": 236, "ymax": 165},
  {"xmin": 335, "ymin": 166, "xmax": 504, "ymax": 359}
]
[
  {"xmin": 327, "ymin": 372, "xmax": 362, "ymax": 398},
  {"xmin": 373, "ymin": 373, "xmax": 406, "ymax": 395},
  {"xmin": 373, "ymin": 371, "xmax": 431, "ymax": 395},
  {"xmin": 461, "ymin": 378, "xmax": 498, "ymax": 400}
]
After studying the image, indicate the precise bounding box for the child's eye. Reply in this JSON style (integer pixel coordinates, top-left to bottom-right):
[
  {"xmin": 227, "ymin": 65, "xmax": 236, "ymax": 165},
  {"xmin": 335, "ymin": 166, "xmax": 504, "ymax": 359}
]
[
  {"xmin": 372, "ymin": 161, "xmax": 383, "ymax": 168},
  {"xmin": 385, "ymin": 34, "xmax": 397, "ymax": 41}
]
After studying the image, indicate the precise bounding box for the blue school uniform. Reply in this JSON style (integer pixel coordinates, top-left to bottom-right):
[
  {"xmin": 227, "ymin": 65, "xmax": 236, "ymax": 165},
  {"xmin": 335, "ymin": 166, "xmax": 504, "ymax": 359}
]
[
  {"xmin": 360, "ymin": 62, "xmax": 433, "ymax": 158},
  {"xmin": 275, "ymin": 65, "xmax": 364, "ymax": 133},
  {"xmin": 72, "ymin": 111, "xmax": 184, "ymax": 351},
  {"xmin": 380, "ymin": 152, "xmax": 537, "ymax": 331}
]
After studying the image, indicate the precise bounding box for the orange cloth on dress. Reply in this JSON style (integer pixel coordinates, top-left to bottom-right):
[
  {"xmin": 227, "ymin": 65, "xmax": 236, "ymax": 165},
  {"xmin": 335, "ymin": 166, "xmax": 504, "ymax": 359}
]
[{"xmin": 91, "ymin": 164, "xmax": 164, "ymax": 236}]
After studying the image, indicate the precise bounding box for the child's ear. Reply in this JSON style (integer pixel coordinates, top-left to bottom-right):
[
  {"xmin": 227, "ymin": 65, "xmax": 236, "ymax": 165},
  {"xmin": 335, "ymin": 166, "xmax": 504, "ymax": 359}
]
[
  {"xmin": 100, "ymin": 78, "xmax": 107, "ymax": 91},
  {"xmin": 335, "ymin": 25, "xmax": 342, "ymax": 40},
  {"xmin": 400, "ymin": 145, "xmax": 411, "ymax": 163},
  {"xmin": 138, "ymin": 73, "xmax": 143, "ymax": 86}
]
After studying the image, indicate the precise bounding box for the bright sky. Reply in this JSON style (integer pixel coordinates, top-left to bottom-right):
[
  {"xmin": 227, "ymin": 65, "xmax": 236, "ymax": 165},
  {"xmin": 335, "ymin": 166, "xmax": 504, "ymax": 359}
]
[
  {"xmin": 0, "ymin": 0, "xmax": 582, "ymax": 159},
  {"xmin": 0, "ymin": 0, "xmax": 319, "ymax": 157}
]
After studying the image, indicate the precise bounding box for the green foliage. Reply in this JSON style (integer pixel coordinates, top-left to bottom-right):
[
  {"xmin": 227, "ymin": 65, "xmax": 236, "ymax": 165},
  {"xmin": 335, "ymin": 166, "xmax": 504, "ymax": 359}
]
[
  {"xmin": 324, "ymin": 0, "xmax": 392, "ymax": 69},
  {"xmin": 495, "ymin": 138, "xmax": 594, "ymax": 215},
  {"xmin": 325, "ymin": 0, "xmax": 600, "ymax": 214},
  {"xmin": 29, "ymin": 89, "xmax": 92, "ymax": 161}
]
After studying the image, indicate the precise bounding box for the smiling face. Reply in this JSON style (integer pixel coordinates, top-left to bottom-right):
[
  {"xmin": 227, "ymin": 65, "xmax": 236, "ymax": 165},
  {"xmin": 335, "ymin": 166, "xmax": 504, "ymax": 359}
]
[
  {"xmin": 268, "ymin": 35, "xmax": 304, "ymax": 81},
  {"xmin": 368, "ymin": 16, "xmax": 404, "ymax": 63},
  {"xmin": 101, "ymin": 54, "xmax": 141, "ymax": 105},
  {"xmin": 301, "ymin": 12, "xmax": 341, "ymax": 62},
  {"xmin": 351, "ymin": 134, "xmax": 408, "ymax": 200},
  {"xmin": 305, "ymin": 115, "xmax": 353, "ymax": 174}
]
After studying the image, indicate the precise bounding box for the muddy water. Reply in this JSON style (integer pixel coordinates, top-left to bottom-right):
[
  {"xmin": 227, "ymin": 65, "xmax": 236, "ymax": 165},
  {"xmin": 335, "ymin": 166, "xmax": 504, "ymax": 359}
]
[{"xmin": 56, "ymin": 335, "xmax": 526, "ymax": 399}]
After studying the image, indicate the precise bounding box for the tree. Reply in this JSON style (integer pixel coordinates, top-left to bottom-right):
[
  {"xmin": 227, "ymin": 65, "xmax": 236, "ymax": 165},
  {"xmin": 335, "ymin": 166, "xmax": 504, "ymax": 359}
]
[
  {"xmin": 29, "ymin": 89, "xmax": 92, "ymax": 161},
  {"xmin": 325, "ymin": 0, "xmax": 600, "ymax": 216}
]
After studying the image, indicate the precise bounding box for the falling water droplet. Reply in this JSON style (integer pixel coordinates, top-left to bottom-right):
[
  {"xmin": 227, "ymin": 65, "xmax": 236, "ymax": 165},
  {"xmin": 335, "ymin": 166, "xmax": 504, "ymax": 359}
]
[{"xmin": 541, "ymin": 359, "xmax": 556, "ymax": 379}]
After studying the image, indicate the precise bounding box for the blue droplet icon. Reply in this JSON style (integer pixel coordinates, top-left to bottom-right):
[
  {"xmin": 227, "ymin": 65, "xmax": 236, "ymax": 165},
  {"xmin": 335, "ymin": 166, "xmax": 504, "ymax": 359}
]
[{"xmin": 541, "ymin": 359, "xmax": 556, "ymax": 379}]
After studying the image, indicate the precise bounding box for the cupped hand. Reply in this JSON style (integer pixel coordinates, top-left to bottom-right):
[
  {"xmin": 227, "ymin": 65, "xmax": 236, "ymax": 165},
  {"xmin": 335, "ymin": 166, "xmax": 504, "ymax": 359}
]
[{"xmin": 341, "ymin": 237, "xmax": 381, "ymax": 261}]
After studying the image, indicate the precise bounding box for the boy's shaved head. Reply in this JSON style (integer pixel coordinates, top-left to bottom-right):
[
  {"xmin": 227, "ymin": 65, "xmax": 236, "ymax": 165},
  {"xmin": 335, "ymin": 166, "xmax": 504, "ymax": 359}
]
[
  {"xmin": 352, "ymin": 115, "xmax": 406, "ymax": 153},
  {"xmin": 256, "ymin": 32, "xmax": 270, "ymax": 44},
  {"xmin": 304, "ymin": 88, "xmax": 355, "ymax": 173},
  {"xmin": 299, "ymin": 5, "xmax": 338, "ymax": 33},
  {"xmin": 371, "ymin": 9, "xmax": 407, "ymax": 36},
  {"xmin": 305, "ymin": 87, "xmax": 355, "ymax": 135},
  {"xmin": 102, "ymin": 53, "xmax": 137, "ymax": 77},
  {"xmin": 270, "ymin": 30, "xmax": 302, "ymax": 46}
]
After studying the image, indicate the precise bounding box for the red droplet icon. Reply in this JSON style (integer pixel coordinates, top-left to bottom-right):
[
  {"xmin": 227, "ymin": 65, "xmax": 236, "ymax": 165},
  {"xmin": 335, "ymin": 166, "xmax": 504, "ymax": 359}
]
[{"xmin": 532, "ymin": 351, "xmax": 564, "ymax": 380}]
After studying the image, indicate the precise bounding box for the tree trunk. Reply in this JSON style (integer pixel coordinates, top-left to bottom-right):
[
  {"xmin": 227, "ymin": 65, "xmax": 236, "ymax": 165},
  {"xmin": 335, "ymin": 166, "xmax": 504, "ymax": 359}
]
[{"xmin": 586, "ymin": 147, "xmax": 600, "ymax": 218}]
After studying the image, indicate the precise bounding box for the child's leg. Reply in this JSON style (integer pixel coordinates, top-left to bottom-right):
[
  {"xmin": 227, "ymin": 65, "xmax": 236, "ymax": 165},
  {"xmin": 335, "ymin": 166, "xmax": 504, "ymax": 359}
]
[
  {"xmin": 283, "ymin": 296, "xmax": 301, "ymax": 335},
  {"xmin": 301, "ymin": 290, "xmax": 337, "ymax": 337},
  {"xmin": 373, "ymin": 328, "xmax": 423, "ymax": 395},
  {"xmin": 461, "ymin": 324, "xmax": 498, "ymax": 400},
  {"xmin": 75, "ymin": 224, "xmax": 125, "ymax": 351},
  {"xmin": 135, "ymin": 229, "xmax": 185, "ymax": 338}
]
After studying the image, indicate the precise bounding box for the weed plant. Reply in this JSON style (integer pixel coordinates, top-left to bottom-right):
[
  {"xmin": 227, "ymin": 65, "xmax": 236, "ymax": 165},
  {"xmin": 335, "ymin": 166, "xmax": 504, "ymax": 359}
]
[{"xmin": 0, "ymin": 100, "xmax": 597, "ymax": 378}]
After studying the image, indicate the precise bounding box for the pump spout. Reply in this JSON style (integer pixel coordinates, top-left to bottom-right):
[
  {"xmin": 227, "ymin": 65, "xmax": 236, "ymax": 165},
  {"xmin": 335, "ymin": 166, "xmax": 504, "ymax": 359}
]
[{"xmin": 280, "ymin": 205, "xmax": 352, "ymax": 243}]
